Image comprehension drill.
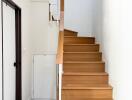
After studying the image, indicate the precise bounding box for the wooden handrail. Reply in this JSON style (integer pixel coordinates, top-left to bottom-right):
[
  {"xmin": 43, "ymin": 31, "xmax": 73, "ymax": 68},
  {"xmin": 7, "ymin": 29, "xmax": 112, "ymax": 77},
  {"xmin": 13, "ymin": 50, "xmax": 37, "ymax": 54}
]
[
  {"xmin": 56, "ymin": 12, "xmax": 64, "ymax": 64},
  {"xmin": 56, "ymin": 31, "xmax": 64, "ymax": 64},
  {"xmin": 56, "ymin": 0, "xmax": 64, "ymax": 64}
]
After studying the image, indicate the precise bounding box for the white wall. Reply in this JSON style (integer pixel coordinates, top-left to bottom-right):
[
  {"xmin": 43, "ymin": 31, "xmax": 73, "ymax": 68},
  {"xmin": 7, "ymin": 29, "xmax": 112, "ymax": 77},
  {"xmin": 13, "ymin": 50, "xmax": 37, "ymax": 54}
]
[
  {"xmin": 92, "ymin": 0, "xmax": 103, "ymax": 43},
  {"xmin": 30, "ymin": 1, "xmax": 59, "ymax": 99},
  {"xmin": 31, "ymin": 1, "xmax": 59, "ymax": 54},
  {"xmin": 64, "ymin": 0, "xmax": 93, "ymax": 36},
  {"xmin": 31, "ymin": 1, "xmax": 49, "ymax": 53},
  {"xmin": 92, "ymin": 0, "xmax": 132, "ymax": 100}
]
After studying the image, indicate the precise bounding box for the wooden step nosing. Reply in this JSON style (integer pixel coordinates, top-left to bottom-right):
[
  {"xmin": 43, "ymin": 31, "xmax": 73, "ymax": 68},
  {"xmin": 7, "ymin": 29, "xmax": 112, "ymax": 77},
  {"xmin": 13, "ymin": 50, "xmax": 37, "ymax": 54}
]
[
  {"xmin": 62, "ymin": 87, "xmax": 112, "ymax": 90},
  {"xmin": 63, "ymin": 61, "xmax": 105, "ymax": 64},
  {"xmin": 64, "ymin": 44, "xmax": 99, "ymax": 46},
  {"xmin": 63, "ymin": 75, "xmax": 108, "ymax": 76},
  {"xmin": 63, "ymin": 73, "xmax": 108, "ymax": 76},
  {"xmin": 64, "ymin": 52, "xmax": 102, "ymax": 54},
  {"xmin": 64, "ymin": 37, "xmax": 95, "ymax": 39},
  {"xmin": 64, "ymin": 36, "xmax": 77, "ymax": 38},
  {"xmin": 62, "ymin": 88, "xmax": 112, "ymax": 90}
]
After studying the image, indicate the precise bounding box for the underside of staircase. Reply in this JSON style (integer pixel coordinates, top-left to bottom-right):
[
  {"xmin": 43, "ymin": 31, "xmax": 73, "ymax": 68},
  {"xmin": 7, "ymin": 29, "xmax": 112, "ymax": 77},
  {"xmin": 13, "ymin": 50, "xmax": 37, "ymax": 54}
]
[{"xmin": 62, "ymin": 29, "xmax": 113, "ymax": 100}]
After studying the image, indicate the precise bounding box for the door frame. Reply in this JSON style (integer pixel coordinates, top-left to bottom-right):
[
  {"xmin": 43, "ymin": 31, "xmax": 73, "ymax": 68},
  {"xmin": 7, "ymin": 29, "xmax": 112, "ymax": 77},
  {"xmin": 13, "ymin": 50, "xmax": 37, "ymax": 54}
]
[{"xmin": 1, "ymin": 0, "xmax": 21, "ymax": 100}]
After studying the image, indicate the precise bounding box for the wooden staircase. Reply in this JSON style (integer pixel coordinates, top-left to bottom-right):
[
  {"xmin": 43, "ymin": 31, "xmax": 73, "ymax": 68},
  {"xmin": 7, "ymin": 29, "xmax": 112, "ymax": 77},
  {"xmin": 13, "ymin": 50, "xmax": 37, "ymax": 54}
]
[{"xmin": 62, "ymin": 29, "xmax": 113, "ymax": 100}]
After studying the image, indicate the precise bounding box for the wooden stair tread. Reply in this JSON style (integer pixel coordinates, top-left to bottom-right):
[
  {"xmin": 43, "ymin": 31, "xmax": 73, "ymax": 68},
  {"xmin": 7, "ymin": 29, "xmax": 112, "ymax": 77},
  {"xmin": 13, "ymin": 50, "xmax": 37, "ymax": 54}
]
[
  {"xmin": 64, "ymin": 61, "xmax": 105, "ymax": 73},
  {"xmin": 64, "ymin": 36, "xmax": 95, "ymax": 44},
  {"xmin": 62, "ymin": 99, "xmax": 113, "ymax": 100},
  {"xmin": 64, "ymin": 37, "xmax": 95, "ymax": 39},
  {"xmin": 63, "ymin": 84, "xmax": 112, "ymax": 90},
  {"xmin": 63, "ymin": 84, "xmax": 111, "ymax": 87},
  {"xmin": 64, "ymin": 36, "xmax": 94, "ymax": 38},
  {"xmin": 63, "ymin": 72, "xmax": 108, "ymax": 76},
  {"xmin": 64, "ymin": 36, "xmax": 77, "ymax": 37},
  {"xmin": 64, "ymin": 44, "xmax": 100, "ymax": 52},
  {"xmin": 64, "ymin": 44, "xmax": 99, "ymax": 46},
  {"xmin": 64, "ymin": 52, "xmax": 101, "ymax": 53},
  {"xmin": 64, "ymin": 52, "xmax": 102, "ymax": 61},
  {"xmin": 64, "ymin": 61, "xmax": 104, "ymax": 63}
]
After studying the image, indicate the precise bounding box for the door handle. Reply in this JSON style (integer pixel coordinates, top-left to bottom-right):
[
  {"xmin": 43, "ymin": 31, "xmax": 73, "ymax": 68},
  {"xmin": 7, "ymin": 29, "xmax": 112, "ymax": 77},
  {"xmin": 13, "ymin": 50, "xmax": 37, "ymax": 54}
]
[{"xmin": 14, "ymin": 62, "xmax": 17, "ymax": 67}]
